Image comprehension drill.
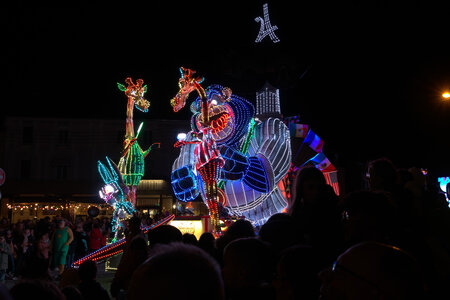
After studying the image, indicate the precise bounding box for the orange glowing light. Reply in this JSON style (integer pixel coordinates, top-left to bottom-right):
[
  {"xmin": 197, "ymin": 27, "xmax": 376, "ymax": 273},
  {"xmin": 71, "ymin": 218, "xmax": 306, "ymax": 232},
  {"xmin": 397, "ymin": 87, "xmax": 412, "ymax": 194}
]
[{"xmin": 442, "ymin": 92, "xmax": 450, "ymax": 99}]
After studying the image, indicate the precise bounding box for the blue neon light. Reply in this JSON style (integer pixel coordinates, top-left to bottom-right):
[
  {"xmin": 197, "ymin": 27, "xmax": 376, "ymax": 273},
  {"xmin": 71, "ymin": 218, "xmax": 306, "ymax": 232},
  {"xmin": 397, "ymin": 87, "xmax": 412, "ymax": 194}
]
[
  {"xmin": 243, "ymin": 157, "xmax": 270, "ymax": 193},
  {"xmin": 171, "ymin": 165, "xmax": 199, "ymax": 202},
  {"xmin": 438, "ymin": 177, "xmax": 450, "ymax": 202},
  {"xmin": 220, "ymin": 145, "xmax": 249, "ymax": 180}
]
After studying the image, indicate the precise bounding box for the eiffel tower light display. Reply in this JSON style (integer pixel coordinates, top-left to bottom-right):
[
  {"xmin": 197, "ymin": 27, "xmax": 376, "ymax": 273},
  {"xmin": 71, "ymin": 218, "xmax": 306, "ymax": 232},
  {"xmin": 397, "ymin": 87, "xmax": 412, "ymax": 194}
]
[{"xmin": 255, "ymin": 3, "xmax": 280, "ymax": 43}]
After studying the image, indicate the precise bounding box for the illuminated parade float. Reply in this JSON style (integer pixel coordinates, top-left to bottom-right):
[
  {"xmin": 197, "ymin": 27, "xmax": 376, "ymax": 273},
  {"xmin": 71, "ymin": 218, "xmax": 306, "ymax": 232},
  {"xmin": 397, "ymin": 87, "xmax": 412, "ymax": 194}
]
[
  {"xmin": 170, "ymin": 68, "xmax": 339, "ymax": 231},
  {"xmin": 73, "ymin": 67, "xmax": 339, "ymax": 264},
  {"xmin": 72, "ymin": 78, "xmax": 172, "ymax": 266},
  {"xmin": 116, "ymin": 78, "xmax": 160, "ymax": 208}
]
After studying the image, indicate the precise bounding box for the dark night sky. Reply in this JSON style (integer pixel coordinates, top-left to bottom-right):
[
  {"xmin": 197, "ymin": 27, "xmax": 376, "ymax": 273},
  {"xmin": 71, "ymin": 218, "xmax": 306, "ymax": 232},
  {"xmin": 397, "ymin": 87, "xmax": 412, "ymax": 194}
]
[{"xmin": 2, "ymin": 1, "xmax": 450, "ymax": 177}]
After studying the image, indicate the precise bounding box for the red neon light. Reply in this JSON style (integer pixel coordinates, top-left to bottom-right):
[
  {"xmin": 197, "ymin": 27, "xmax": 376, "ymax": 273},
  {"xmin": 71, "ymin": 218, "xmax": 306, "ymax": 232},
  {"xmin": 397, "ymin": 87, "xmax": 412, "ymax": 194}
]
[
  {"xmin": 72, "ymin": 214, "xmax": 175, "ymax": 266},
  {"xmin": 211, "ymin": 113, "xmax": 230, "ymax": 133}
]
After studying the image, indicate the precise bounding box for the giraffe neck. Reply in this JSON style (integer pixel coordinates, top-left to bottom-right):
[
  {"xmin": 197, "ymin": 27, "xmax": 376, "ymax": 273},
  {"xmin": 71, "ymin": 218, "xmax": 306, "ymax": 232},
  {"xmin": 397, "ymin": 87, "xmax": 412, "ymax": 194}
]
[
  {"xmin": 193, "ymin": 82, "xmax": 208, "ymax": 125},
  {"xmin": 125, "ymin": 97, "xmax": 135, "ymax": 139}
]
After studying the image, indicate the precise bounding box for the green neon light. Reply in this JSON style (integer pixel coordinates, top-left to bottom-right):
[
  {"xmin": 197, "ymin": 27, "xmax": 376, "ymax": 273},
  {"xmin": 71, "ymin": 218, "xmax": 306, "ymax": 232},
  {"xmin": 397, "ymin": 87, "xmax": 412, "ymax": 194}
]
[
  {"xmin": 117, "ymin": 82, "xmax": 127, "ymax": 92},
  {"xmin": 118, "ymin": 141, "xmax": 145, "ymax": 186},
  {"xmin": 217, "ymin": 180, "xmax": 225, "ymax": 190},
  {"xmin": 240, "ymin": 118, "xmax": 257, "ymax": 154},
  {"xmin": 136, "ymin": 122, "xmax": 144, "ymax": 139}
]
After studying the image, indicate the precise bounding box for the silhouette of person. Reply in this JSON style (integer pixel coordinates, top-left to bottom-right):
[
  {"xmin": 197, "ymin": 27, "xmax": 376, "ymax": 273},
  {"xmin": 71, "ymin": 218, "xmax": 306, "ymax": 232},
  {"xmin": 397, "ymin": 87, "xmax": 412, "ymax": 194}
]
[
  {"xmin": 319, "ymin": 241, "xmax": 425, "ymax": 300},
  {"xmin": 77, "ymin": 259, "xmax": 110, "ymax": 300},
  {"xmin": 127, "ymin": 242, "xmax": 224, "ymax": 300}
]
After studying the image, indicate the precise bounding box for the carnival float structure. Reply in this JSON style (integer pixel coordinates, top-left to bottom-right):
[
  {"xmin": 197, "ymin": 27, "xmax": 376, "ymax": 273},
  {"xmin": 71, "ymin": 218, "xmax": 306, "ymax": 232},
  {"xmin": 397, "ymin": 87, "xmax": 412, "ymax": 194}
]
[
  {"xmin": 170, "ymin": 67, "xmax": 292, "ymax": 230},
  {"xmin": 116, "ymin": 78, "xmax": 160, "ymax": 208},
  {"xmin": 170, "ymin": 68, "xmax": 339, "ymax": 229},
  {"xmin": 96, "ymin": 78, "xmax": 160, "ymax": 239},
  {"xmin": 72, "ymin": 78, "xmax": 172, "ymax": 267}
]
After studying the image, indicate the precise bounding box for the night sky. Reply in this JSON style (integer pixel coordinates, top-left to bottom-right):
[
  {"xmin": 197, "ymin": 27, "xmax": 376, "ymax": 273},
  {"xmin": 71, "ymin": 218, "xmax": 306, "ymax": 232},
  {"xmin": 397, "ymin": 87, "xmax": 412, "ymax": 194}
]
[{"xmin": 2, "ymin": 1, "xmax": 450, "ymax": 178}]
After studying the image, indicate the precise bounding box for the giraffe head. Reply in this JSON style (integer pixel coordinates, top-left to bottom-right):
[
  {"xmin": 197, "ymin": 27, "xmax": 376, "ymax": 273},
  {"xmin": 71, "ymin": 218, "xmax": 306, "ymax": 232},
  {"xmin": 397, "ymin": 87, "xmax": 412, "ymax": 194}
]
[
  {"xmin": 170, "ymin": 67, "xmax": 204, "ymax": 112},
  {"xmin": 117, "ymin": 77, "xmax": 150, "ymax": 112}
]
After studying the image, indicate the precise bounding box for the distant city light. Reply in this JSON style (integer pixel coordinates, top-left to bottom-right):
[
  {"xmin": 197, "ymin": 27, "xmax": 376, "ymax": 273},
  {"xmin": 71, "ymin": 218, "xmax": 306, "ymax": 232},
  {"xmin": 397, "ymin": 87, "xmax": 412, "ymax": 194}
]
[{"xmin": 442, "ymin": 92, "xmax": 450, "ymax": 99}]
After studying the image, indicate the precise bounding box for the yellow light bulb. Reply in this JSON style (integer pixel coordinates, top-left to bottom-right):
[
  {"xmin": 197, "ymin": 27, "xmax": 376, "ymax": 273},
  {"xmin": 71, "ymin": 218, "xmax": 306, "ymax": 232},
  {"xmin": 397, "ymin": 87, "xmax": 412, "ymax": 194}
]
[{"xmin": 442, "ymin": 92, "xmax": 450, "ymax": 99}]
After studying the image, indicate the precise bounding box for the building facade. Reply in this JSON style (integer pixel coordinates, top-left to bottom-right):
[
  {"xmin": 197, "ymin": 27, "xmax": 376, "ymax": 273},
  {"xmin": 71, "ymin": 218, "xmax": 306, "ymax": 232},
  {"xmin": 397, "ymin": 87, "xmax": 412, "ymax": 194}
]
[{"xmin": 0, "ymin": 116, "xmax": 191, "ymax": 219}]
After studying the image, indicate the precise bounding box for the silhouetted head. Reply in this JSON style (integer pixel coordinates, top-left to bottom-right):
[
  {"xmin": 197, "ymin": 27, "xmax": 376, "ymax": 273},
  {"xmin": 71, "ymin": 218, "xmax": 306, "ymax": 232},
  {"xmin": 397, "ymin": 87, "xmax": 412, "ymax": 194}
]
[
  {"xmin": 199, "ymin": 231, "xmax": 215, "ymax": 246},
  {"xmin": 367, "ymin": 158, "xmax": 398, "ymax": 192},
  {"xmin": 266, "ymin": 213, "xmax": 292, "ymax": 223},
  {"xmin": 147, "ymin": 225, "xmax": 182, "ymax": 248},
  {"xmin": 78, "ymin": 259, "xmax": 97, "ymax": 282},
  {"xmin": 198, "ymin": 232, "xmax": 217, "ymax": 258},
  {"xmin": 319, "ymin": 241, "xmax": 424, "ymax": 300},
  {"xmin": 224, "ymin": 219, "xmax": 255, "ymax": 239},
  {"xmin": 128, "ymin": 216, "xmax": 141, "ymax": 232},
  {"xmin": 128, "ymin": 242, "xmax": 224, "ymax": 300},
  {"xmin": 222, "ymin": 237, "xmax": 273, "ymax": 292},
  {"xmin": 292, "ymin": 167, "xmax": 327, "ymax": 206},
  {"xmin": 182, "ymin": 233, "xmax": 198, "ymax": 245},
  {"xmin": 216, "ymin": 219, "xmax": 255, "ymax": 259}
]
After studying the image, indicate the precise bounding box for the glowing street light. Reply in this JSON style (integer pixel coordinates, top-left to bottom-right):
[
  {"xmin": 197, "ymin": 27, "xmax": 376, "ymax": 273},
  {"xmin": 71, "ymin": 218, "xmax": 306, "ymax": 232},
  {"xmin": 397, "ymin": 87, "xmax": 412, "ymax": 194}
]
[{"xmin": 442, "ymin": 92, "xmax": 450, "ymax": 99}]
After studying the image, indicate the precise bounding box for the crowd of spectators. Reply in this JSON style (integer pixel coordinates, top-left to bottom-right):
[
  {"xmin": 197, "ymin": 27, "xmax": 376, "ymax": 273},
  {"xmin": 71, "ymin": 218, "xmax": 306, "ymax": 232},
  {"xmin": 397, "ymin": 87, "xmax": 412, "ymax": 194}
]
[
  {"xmin": 0, "ymin": 157, "xmax": 449, "ymax": 299},
  {"xmin": 0, "ymin": 210, "xmax": 167, "ymax": 282}
]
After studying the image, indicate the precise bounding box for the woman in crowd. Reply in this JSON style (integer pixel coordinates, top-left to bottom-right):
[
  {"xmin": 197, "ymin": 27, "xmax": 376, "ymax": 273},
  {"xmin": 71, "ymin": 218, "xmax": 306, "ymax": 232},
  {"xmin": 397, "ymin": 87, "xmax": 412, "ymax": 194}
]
[{"xmin": 51, "ymin": 218, "xmax": 73, "ymax": 276}]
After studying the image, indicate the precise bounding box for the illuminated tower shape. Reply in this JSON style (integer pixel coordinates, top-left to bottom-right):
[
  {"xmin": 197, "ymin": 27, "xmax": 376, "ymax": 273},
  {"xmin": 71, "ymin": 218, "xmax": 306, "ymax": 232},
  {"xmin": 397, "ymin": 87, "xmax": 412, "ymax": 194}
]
[
  {"xmin": 255, "ymin": 81, "xmax": 282, "ymax": 121},
  {"xmin": 255, "ymin": 3, "xmax": 280, "ymax": 43}
]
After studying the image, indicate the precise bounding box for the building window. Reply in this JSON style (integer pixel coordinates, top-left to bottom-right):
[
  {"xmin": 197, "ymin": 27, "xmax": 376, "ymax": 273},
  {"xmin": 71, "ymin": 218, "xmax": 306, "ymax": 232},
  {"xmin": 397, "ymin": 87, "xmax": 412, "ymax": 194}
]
[
  {"xmin": 58, "ymin": 130, "xmax": 69, "ymax": 144},
  {"xmin": 21, "ymin": 160, "xmax": 31, "ymax": 179},
  {"xmin": 56, "ymin": 165, "xmax": 68, "ymax": 180},
  {"xmin": 23, "ymin": 126, "xmax": 33, "ymax": 144}
]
